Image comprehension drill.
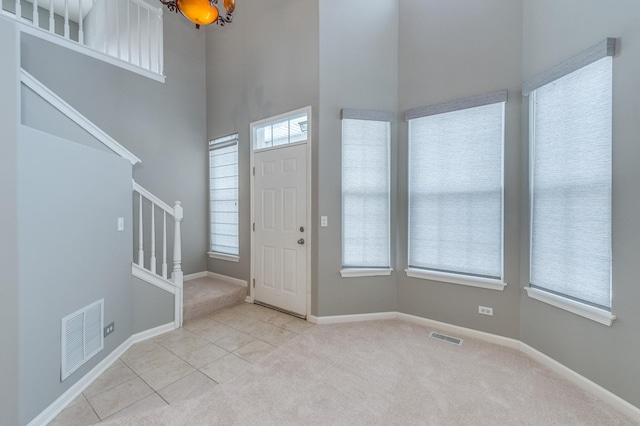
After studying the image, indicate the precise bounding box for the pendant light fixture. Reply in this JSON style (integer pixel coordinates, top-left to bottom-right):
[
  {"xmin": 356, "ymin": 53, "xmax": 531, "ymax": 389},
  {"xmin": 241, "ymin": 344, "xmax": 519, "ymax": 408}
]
[{"xmin": 160, "ymin": 0, "xmax": 235, "ymax": 29}]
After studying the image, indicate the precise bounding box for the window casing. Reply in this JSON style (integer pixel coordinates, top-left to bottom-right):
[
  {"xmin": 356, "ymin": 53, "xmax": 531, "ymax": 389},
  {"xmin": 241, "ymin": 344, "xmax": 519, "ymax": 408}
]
[
  {"xmin": 406, "ymin": 92, "xmax": 506, "ymax": 290},
  {"xmin": 209, "ymin": 134, "xmax": 239, "ymax": 259},
  {"xmin": 341, "ymin": 109, "xmax": 393, "ymax": 276},
  {"xmin": 528, "ymin": 57, "xmax": 613, "ymax": 314}
]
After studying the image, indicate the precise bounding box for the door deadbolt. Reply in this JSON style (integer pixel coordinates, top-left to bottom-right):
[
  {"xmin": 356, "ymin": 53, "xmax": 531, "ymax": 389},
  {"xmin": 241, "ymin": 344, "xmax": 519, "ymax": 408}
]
[
  {"xmin": 300, "ymin": 226, "xmax": 305, "ymax": 232},
  {"xmin": 297, "ymin": 238, "xmax": 305, "ymax": 245}
]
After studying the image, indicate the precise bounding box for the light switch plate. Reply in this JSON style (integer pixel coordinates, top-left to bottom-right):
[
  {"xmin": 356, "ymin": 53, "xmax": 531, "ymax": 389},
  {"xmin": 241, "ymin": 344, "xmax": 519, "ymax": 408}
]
[
  {"xmin": 321, "ymin": 216, "xmax": 328, "ymax": 227},
  {"xmin": 117, "ymin": 217, "xmax": 124, "ymax": 231}
]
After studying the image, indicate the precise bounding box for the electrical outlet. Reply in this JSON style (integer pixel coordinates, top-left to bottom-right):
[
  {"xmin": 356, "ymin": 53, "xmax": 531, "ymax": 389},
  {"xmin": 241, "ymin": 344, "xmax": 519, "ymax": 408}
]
[
  {"xmin": 478, "ymin": 306, "xmax": 493, "ymax": 316},
  {"xmin": 104, "ymin": 322, "xmax": 115, "ymax": 337}
]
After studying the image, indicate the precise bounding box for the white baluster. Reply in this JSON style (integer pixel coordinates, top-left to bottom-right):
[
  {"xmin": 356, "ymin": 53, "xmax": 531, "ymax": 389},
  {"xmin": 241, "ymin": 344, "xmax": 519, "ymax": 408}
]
[
  {"xmin": 49, "ymin": 0, "xmax": 54, "ymax": 33},
  {"xmin": 162, "ymin": 211, "xmax": 167, "ymax": 279},
  {"xmin": 138, "ymin": 193, "xmax": 144, "ymax": 267},
  {"xmin": 158, "ymin": 11, "xmax": 163, "ymax": 74},
  {"xmin": 33, "ymin": 0, "xmax": 38, "ymax": 28},
  {"xmin": 147, "ymin": 9, "xmax": 151, "ymax": 69},
  {"xmin": 172, "ymin": 201, "xmax": 184, "ymax": 328},
  {"xmin": 127, "ymin": 1, "xmax": 131, "ymax": 63},
  {"xmin": 137, "ymin": 5, "xmax": 141, "ymax": 66},
  {"xmin": 150, "ymin": 204, "xmax": 156, "ymax": 274},
  {"xmin": 115, "ymin": 0, "xmax": 120, "ymax": 59},
  {"xmin": 91, "ymin": 0, "xmax": 96, "ymax": 48},
  {"xmin": 103, "ymin": 0, "xmax": 108, "ymax": 54},
  {"xmin": 15, "ymin": 0, "xmax": 21, "ymax": 20},
  {"xmin": 64, "ymin": 0, "xmax": 69, "ymax": 38},
  {"xmin": 78, "ymin": 0, "xmax": 84, "ymax": 44}
]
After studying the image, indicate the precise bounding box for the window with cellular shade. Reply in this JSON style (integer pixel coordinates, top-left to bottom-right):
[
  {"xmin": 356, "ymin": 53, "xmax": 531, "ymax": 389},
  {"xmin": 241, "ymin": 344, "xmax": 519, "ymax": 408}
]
[
  {"xmin": 529, "ymin": 56, "xmax": 612, "ymax": 310},
  {"xmin": 407, "ymin": 95, "xmax": 505, "ymax": 280},
  {"xmin": 341, "ymin": 110, "xmax": 392, "ymax": 269},
  {"xmin": 209, "ymin": 134, "xmax": 239, "ymax": 257}
]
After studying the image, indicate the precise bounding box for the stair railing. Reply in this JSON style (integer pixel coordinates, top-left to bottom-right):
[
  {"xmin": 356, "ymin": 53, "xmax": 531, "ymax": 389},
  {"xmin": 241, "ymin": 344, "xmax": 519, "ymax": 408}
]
[
  {"xmin": 2, "ymin": 0, "xmax": 163, "ymax": 77},
  {"xmin": 132, "ymin": 180, "xmax": 183, "ymax": 327}
]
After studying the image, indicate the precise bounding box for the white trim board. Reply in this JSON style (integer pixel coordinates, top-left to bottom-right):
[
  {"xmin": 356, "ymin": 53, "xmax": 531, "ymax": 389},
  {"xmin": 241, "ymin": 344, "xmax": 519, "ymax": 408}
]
[
  {"xmin": 20, "ymin": 69, "xmax": 142, "ymax": 165},
  {"xmin": 184, "ymin": 271, "xmax": 249, "ymax": 288},
  {"xmin": 27, "ymin": 322, "xmax": 175, "ymax": 426},
  {"xmin": 310, "ymin": 311, "xmax": 640, "ymax": 421}
]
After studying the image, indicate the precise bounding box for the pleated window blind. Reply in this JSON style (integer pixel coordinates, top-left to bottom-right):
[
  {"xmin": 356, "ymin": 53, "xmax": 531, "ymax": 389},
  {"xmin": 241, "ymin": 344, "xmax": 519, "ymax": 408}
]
[
  {"xmin": 529, "ymin": 57, "xmax": 612, "ymax": 310},
  {"xmin": 408, "ymin": 99, "xmax": 505, "ymax": 279},
  {"xmin": 209, "ymin": 134, "xmax": 239, "ymax": 256},
  {"xmin": 341, "ymin": 110, "xmax": 392, "ymax": 269}
]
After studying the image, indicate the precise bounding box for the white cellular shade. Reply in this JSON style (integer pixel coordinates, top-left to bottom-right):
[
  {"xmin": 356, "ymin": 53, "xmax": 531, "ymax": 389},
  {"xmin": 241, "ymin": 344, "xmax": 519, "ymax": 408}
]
[
  {"xmin": 530, "ymin": 57, "xmax": 612, "ymax": 309},
  {"xmin": 342, "ymin": 118, "xmax": 390, "ymax": 268},
  {"xmin": 409, "ymin": 102, "xmax": 504, "ymax": 278},
  {"xmin": 209, "ymin": 135, "xmax": 239, "ymax": 256}
]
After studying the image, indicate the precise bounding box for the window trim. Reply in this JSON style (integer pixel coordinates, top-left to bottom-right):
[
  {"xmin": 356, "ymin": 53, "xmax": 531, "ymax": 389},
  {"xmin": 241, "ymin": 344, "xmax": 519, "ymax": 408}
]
[
  {"xmin": 405, "ymin": 268, "xmax": 506, "ymax": 291},
  {"xmin": 341, "ymin": 109, "xmax": 394, "ymax": 271},
  {"xmin": 525, "ymin": 40, "xmax": 616, "ymax": 323},
  {"xmin": 524, "ymin": 287, "xmax": 615, "ymax": 326},
  {"xmin": 405, "ymin": 91, "xmax": 507, "ymax": 287},
  {"xmin": 208, "ymin": 133, "xmax": 239, "ymax": 260}
]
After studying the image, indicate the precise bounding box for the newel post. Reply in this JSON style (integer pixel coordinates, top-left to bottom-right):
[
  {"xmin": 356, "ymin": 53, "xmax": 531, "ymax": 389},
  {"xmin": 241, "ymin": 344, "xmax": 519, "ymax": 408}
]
[{"xmin": 172, "ymin": 201, "xmax": 184, "ymax": 327}]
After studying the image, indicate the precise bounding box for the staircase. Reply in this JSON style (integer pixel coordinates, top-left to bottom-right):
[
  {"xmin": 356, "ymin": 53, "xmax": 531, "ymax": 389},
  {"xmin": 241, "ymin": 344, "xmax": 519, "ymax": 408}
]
[{"xmin": 183, "ymin": 276, "xmax": 247, "ymax": 322}]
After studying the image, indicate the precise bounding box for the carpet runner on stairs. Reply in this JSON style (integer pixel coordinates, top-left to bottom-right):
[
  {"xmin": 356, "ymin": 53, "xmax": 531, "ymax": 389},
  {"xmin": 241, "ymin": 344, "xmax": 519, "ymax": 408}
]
[{"xmin": 183, "ymin": 276, "xmax": 247, "ymax": 322}]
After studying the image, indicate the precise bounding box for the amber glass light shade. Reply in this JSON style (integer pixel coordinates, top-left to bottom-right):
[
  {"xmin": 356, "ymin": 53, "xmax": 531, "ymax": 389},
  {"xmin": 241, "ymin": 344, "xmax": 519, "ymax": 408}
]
[
  {"xmin": 224, "ymin": 0, "xmax": 236, "ymax": 13},
  {"xmin": 176, "ymin": 0, "xmax": 219, "ymax": 26}
]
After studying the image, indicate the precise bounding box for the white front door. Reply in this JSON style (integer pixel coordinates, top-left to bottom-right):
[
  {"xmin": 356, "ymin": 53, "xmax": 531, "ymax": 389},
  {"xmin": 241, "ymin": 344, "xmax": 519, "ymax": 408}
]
[{"xmin": 253, "ymin": 143, "xmax": 307, "ymax": 316}]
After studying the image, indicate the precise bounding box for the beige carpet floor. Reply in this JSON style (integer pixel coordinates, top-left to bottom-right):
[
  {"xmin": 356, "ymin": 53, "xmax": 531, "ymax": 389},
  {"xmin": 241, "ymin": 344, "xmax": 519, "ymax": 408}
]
[{"xmin": 101, "ymin": 320, "xmax": 637, "ymax": 425}]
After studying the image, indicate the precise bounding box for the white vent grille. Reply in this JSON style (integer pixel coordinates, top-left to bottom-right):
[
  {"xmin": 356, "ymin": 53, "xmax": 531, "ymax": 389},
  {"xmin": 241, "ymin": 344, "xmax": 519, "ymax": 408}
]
[
  {"xmin": 61, "ymin": 299, "xmax": 104, "ymax": 381},
  {"xmin": 430, "ymin": 331, "xmax": 463, "ymax": 345}
]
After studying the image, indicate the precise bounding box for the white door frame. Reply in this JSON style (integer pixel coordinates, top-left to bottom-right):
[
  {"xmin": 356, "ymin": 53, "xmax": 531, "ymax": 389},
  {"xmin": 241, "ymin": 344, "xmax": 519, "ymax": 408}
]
[{"xmin": 249, "ymin": 106, "xmax": 313, "ymax": 318}]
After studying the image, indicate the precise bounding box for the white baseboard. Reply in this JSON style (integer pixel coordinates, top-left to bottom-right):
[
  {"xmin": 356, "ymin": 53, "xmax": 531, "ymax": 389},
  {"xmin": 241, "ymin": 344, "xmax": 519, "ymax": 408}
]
[
  {"xmin": 245, "ymin": 296, "xmax": 251, "ymax": 303},
  {"xmin": 308, "ymin": 312, "xmax": 396, "ymax": 325},
  {"xmin": 183, "ymin": 271, "xmax": 209, "ymax": 281},
  {"xmin": 311, "ymin": 311, "xmax": 640, "ymax": 421},
  {"xmin": 206, "ymin": 271, "xmax": 248, "ymax": 287},
  {"xmin": 28, "ymin": 322, "xmax": 175, "ymax": 426},
  {"xmin": 183, "ymin": 271, "xmax": 248, "ymax": 288}
]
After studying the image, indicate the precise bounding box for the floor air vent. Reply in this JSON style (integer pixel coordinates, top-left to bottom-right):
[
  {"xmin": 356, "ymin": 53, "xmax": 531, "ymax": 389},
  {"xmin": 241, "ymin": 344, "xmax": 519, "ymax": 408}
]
[
  {"xmin": 430, "ymin": 331, "xmax": 463, "ymax": 345},
  {"xmin": 61, "ymin": 299, "xmax": 104, "ymax": 381}
]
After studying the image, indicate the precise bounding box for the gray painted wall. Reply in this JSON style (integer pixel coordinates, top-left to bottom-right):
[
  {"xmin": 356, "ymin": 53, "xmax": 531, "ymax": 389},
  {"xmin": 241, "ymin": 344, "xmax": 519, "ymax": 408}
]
[
  {"xmin": 0, "ymin": 17, "xmax": 20, "ymax": 426},
  {"xmin": 20, "ymin": 10, "xmax": 208, "ymax": 275},
  {"xmin": 520, "ymin": 0, "xmax": 640, "ymax": 408},
  {"xmin": 18, "ymin": 126, "xmax": 133, "ymax": 424},
  {"xmin": 316, "ymin": 0, "xmax": 399, "ymax": 315},
  {"xmin": 21, "ymin": 84, "xmax": 112, "ymax": 154},
  {"xmin": 396, "ymin": 0, "xmax": 523, "ymax": 338},
  {"xmin": 132, "ymin": 276, "xmax": 175, "ymax": 334},
  {"xmin": 205, "ymin": 0, "xmax": 320, "ymax": 302}
]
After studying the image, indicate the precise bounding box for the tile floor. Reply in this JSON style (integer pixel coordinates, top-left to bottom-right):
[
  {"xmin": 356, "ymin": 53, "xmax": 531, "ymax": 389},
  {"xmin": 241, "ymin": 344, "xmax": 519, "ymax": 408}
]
[{"xmin": 49, "ymin": 303, "xmax": 314, "ymax": 425}]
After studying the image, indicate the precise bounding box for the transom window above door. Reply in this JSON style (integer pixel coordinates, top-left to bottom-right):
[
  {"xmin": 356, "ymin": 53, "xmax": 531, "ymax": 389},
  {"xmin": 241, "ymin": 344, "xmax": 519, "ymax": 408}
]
[{"xmin": 254, "ymin": 112, "xmax": 308, "ymax": 151}]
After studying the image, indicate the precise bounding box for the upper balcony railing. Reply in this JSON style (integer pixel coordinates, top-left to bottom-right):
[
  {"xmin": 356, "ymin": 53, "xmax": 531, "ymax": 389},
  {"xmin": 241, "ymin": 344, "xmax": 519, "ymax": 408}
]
[{"xmin": 2, "ymin": 0, "xmax": 164, "ymax": 81}]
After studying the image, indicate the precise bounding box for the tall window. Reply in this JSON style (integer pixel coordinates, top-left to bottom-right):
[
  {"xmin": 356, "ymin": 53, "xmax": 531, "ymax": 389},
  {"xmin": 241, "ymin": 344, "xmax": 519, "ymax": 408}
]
[
  {"xmin": 406, "ymin": 91, "xmax": 506, "ymax": 289},
  {"xmin": 209, "ymin": 134, "xmax": 239, "ymax": 259},
  {"xmin": 526, "ymin": 39, "xmax": 614, "ymax": 319},
  {"xmin": 341, "ymin": 109, "xmax": 393, "ymax": 276}
]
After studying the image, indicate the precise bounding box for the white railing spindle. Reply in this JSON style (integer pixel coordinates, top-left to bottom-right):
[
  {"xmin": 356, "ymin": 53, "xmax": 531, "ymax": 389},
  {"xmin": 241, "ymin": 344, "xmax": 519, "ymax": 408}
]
[
  {"xmin": 162, "ymin": 211, "xmax": 167, "ymax": 279},
  {"xmin": 48, "ymin": 0, "xmax": 54, "ymax": 32},
  {"xmin": 78, "ymin": 0, "xmax": 84, "ymax": 44},
  {"xmin": 63, "ymin": 0, "xmax": 69, "ymax": 38},
  {"xmin": 158, "ymin": 10, "xmax": 163, "ymax": 75},
  {"xmin": 150, "ymin": 204, "xmax": 156, "ymax": 273},
  {"xmin": 172, "ymin": 201, "xmax": 184, "ymax": 328},
  {"xmin": 33, "ymin": 0, "xmax": 38, "ymax": 27},
  {"xmin": 115, "ymin": 0, "xmax": 120, "ymax": 59},
  {"xmin": 91, "ymin": 0, "xmax": 96, "ymax": 48},
  {"xmin": 14, "ymin": 0, "xmax": 21, "ymax": 21},
  {"xmin": 137, "ymin": 5, "xmax": 141, "ymax": 67},
  {"xmin": 146, "ymin": 9, "xmax": 150, "ymax": 69},
  {"xmin": 138, "ymin": 193, "xmax": 144, "ymax": 267},
  {"xmin": 103, "ymin": 0, "xmax": 108, "ymax": 54},
  {"xmin": 127, "ymin": 2, "xmax": 131, "ymax": 62}
]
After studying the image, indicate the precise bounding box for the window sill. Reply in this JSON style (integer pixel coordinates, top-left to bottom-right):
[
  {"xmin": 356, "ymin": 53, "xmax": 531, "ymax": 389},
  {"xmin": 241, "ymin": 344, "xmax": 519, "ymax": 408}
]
[
  {"xmin": 524, "ymin": 287, "xmax": 615, "ymax": 326},
  {"xmin": 207, "ymin": 252, "xmax": 240, "ymax": 262},
  {"xmin": 405, "ymin": 268, "xmax": 506, "ymax": 291},
  {"xmin": 340, "ymin": 268, "xmax": 393, "ymax": 278}
]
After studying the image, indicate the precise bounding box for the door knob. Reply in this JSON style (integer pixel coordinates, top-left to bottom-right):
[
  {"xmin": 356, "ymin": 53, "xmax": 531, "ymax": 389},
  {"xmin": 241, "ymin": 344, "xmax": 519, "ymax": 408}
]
[{"xmin": 297, "ymin": 238, "xmax": 305, "ymax": 245}]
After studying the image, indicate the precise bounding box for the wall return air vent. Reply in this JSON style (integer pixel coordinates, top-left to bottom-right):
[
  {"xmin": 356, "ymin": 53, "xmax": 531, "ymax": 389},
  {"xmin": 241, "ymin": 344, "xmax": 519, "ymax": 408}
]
[
  {"xmin": 61, "ymin": 299, "xmax": 104, "ymax": 381},
  {"xmin": 429, "ymin": 331, "xmax": 463, "ymax": 346}
]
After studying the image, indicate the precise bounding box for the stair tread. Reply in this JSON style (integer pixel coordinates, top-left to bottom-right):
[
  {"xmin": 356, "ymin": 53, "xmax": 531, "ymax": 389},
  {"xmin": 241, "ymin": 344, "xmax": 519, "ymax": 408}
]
[{"xmin": 183, "ymin": 277, "xmax": 247, "ymax": 322}]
